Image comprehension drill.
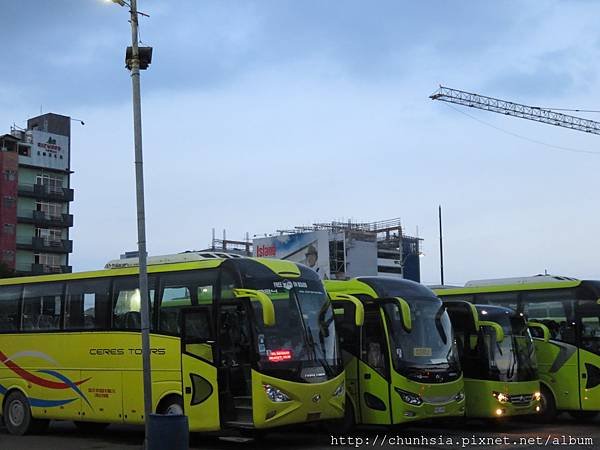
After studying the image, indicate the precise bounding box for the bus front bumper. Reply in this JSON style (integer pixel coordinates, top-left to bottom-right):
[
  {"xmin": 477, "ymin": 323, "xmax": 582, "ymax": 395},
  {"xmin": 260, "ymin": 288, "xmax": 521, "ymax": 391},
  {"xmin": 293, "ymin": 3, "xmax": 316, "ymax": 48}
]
[
  {"xmin": 464, "ymin": 379, "xmax": 541, "ymax": 418},
  {"xmin": 251, "ymin": 370, "xmax": 345, "ymax": 429}
]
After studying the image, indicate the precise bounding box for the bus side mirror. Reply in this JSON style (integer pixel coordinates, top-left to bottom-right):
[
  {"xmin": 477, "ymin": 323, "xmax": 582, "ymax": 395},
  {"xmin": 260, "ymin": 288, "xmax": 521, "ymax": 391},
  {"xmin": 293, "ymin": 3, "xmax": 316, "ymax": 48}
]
[
  {"xmin": 528, "ymin": 321, "xmax": 550, "ymax": 342},
  {"xmin": 328, "ymin": 292, "xmax": 365, "ymax": 326},
  {"xmin": 394, "ymin": 297, "xmax": 412, "ymax": 332},
  {"xmin": 479, "ymin": 320, "xmax": 504, "ymax": 343},
  {"xmin": 233, "ymin": 288, "xmax": 275, "ymax": 326}
]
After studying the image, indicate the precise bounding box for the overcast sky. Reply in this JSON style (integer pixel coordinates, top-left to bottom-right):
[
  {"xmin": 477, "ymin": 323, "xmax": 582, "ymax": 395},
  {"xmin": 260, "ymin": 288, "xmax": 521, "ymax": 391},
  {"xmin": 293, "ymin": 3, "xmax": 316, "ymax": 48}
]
[{"xmin": 1, "ymin": 0, "xmax": 599, "ymax": 285}]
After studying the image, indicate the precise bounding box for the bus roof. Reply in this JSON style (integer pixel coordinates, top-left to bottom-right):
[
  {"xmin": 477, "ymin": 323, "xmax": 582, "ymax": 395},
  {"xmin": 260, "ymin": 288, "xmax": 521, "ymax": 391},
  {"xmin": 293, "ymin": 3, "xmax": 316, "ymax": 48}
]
[
  {"xmin": 464, "ymin": 275, "xmax": 579, "ymax": 287},
  {"xmin": 325, "ymin": 276, "xmax": 438, "ymax": 301},
  {"xmin": 433, "ymin": 275, "xmax": 581, "ymax": 296},
  {"xmin": 0, "ymin": 259, "xmax": 226, "ymax": 286},
  {"xmin": 104, "ymin": 251, "xmax": 244, "ymax": 269},
  {"xmin": 0, "ymin": 254, "xmax": 307, "ymax": 286}
]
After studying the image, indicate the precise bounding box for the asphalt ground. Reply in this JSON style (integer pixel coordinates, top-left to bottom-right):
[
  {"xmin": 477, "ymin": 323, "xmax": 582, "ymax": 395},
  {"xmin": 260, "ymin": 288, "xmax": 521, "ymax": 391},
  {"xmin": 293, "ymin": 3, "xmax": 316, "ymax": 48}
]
[{"xmin": 0, "ymin": 413, "xmax": 598, "ymax": 450}]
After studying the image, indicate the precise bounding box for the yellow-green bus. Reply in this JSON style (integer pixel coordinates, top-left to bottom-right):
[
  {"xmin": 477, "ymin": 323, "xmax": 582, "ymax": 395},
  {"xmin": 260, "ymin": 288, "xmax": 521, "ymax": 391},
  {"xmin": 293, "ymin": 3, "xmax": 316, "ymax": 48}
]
[
  {"xmin": 0, "ymin": 253, "xmax": 345, "ymax": 435},
  {"xmin": 325, "ymin": 277, "xmax": 465, "ymax": 428},
  {"xmin": 441, "ymin": 300, "xmax": 541, "ymax": 418},
  {"xmin": 435, "ymin": 275, "xmax": 600, "ymax": 421}
]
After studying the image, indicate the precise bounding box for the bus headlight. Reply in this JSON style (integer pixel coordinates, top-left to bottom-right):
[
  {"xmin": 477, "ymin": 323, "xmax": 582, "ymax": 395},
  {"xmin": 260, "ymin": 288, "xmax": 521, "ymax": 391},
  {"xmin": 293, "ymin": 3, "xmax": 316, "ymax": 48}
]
[
  {"xmin": 454, "ymin": 390, "xmax": 465, "ymax": 402},
  {"xmin": 533, "ymin": 391, "xmax": 541, "ymax": 401},
  {"xmin": 492, "ymin": 391, "xmax": 508, "ymax": 403},
  {"xmin": 333, "ymin": 381, "xmax": 345, "ymax": 397},
  {"xmin": 263, "ymin": 384, "xmax": 291, "ymax": 402},
  {"xmin": 395, "ymin": 388, "xmax": 423, "ymax": 406}
]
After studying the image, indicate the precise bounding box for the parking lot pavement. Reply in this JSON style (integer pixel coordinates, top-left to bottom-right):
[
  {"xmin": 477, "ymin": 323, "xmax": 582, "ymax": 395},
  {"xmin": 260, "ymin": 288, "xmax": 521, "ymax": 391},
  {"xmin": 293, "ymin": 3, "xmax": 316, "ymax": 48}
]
[{"xmin": 0, "ymin": 414, "xmax": 599, "ymax": 450}]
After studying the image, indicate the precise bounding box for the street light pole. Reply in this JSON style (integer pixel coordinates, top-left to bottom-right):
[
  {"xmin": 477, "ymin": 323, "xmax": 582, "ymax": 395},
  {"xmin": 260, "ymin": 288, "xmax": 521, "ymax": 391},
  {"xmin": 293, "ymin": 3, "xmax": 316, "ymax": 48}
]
[
  {"xmin": 115, "ymin": 0, "xmax": 153, "ymax": 446},
  {"xmin": 129, "ymin": 1, "xmax": 153, "ymax": 446}
]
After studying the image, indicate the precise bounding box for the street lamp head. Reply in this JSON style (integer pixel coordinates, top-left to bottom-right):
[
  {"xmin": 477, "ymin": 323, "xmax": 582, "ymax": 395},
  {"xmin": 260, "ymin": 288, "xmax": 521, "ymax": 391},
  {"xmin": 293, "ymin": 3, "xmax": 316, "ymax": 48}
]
[{"xmin": 107, "ymin": 0, "xmax": 128, "ymax": 6}]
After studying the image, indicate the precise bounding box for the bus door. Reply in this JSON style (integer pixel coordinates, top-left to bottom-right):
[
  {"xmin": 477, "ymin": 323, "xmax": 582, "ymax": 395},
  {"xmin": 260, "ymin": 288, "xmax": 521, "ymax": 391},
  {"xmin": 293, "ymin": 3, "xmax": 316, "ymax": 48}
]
[
  {"xmin": 443, "ymin": 301, "xmax": 479, "ymax": 373},
  {"xmin": 332, "ymin": 300, "xmax": 361, "ymax": 421},
  {"xmin": 216, "ymin": 299, "xmax": 255, "ymax": 426},
  {"xmin": 358, "ymin": 304, "xmax": 392, "ymax": 424},
  {"xmin": 576, "ymin": 300, "xmax": 600, "ymax": 410},
  {"xmin": 181, "ymin": 307, "xmax": 220, "ymax": 431}
]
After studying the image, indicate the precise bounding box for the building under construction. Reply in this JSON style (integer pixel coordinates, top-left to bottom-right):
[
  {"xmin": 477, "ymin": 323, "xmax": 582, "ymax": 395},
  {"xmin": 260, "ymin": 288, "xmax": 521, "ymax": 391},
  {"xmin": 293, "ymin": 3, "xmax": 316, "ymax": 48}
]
[{"xmin": 210, "ymin": 218, "xmax": 422, "ymax": 282}]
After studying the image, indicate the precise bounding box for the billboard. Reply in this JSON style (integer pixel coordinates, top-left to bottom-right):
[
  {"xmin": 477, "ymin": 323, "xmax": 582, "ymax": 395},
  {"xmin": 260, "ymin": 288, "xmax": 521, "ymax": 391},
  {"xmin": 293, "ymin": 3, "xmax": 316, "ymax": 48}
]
[
  {"xmin": 20, "ymin": 130, "xmax": 69, "ymax": 171},
  {"xmin": 253, "ymin": 231, "xmax": 330, "ymax": 279}
]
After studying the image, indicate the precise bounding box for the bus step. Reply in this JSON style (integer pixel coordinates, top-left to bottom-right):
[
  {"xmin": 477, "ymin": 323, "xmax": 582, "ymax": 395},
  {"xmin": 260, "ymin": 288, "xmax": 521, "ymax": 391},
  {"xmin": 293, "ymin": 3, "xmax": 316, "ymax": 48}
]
[
  {"xmin": 224, "ymin": 420, "xmax": 254, "ymax": 429},
  {"xmin": 234, "ymin": 406, "xmax": 253, "ymax": 423},
  {"xmin": 233, "ymin": 396, "xmax": 252, "ymax": 408}
]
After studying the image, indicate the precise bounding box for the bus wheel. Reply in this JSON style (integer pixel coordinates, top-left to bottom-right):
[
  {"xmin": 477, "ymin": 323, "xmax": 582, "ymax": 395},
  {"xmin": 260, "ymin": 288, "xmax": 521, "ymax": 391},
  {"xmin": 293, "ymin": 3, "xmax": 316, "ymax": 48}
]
[
  {"xmin": 568, "ymin": 411, "xmax": 599, "ymax": 421},
  {"xmin": 536, "ymin": 386, "xmax": 557, "ymax": 422},
  {"xmin": 158, "ymin": 395, "xmax": 184, "ymax": 415},
  {"xmin": 74, "ymin": 421, "xmax": 110, "ymax": 433},
  {"xmin": 3, "ymin": 391, "xmax": 37, "ymax": 435}
]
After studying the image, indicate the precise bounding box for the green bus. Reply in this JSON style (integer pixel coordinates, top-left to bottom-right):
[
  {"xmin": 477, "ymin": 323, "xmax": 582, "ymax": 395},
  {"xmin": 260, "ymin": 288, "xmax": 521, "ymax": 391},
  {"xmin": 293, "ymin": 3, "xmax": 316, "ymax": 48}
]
[
  {"xmin": 0, "ymin": 254, "xmax": 345, "ymax": 435},
  {"xmin": 442, "ymin": 300, "xmax": 541, "ymax": 418},
  {"xmin": 324, "ymin": 277, "xmax": 465, "ymax": 428},
  {"xmin": 434, "ymin": 275, "xmax": 600, "ymax": 421}
]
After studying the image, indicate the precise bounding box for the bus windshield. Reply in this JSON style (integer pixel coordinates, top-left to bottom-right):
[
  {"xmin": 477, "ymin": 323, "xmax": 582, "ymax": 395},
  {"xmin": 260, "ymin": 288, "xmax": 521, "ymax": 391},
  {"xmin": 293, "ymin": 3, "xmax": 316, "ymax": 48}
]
[
  {"xmin": 475, "ymin": 308, "xmax": 538, "ymax": 382},
  {"xmin": 248, "ymin": 278, "xmax": 341, "ymax": 383},
  {"xmin": 382, "ymin": 297, "xmax": 461, "ymax": 383}
]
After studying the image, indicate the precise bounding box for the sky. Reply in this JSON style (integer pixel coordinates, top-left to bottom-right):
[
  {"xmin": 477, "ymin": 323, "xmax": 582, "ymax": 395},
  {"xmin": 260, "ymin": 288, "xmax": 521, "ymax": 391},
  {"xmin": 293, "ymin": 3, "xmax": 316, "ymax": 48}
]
[{"xmin": 1, "ymin": 0, "xmax": 600, "ymax": 285}]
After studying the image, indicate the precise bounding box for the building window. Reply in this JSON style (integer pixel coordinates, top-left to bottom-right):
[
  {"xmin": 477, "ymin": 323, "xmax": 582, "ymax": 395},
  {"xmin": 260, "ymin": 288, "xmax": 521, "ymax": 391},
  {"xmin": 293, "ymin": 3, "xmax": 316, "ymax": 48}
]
[
  {"xmin": 2, "ymin": 250, "xmax": 14, "ymax": 262},
  {"xmin": 34, "ymin": 253, "xmax": 61, "ymax": 270},
  {"xmin": 36, "ymin": 201, "xmax": 62, "ymax": 219},
  {"xmin": 3, "ymin": 196, "xmax": 15, "ymax": 208},
  {"xmin": 18, "ymin": 145, "xmax": 31, "ymax": 157},
  {"xmin": 36, "ymin": 174, "xmax": 63, "ymax": 193},
  {"xmin": 35, "ymin": 227, "xmax": 62, "ymax": 244},
  {"xmin": 3, "ymin": 170, "xmax": 16, "ymax": 181},
  {"xmin": 3, "ymin": 224, "xmax": 14, "ymax": 235}
]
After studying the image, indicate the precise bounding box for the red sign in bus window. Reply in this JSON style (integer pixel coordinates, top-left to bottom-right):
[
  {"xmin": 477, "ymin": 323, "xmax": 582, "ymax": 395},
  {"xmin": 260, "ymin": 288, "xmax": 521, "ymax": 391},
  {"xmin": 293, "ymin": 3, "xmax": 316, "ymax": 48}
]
[{"xmin": 268, "ymin": 349, "xmax": 292, "ymax": 362}]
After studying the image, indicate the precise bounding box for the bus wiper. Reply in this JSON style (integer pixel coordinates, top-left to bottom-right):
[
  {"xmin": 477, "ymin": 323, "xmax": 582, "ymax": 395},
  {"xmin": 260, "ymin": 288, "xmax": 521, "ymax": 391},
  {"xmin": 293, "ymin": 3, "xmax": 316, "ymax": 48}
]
[
  {"xmin": 306, "ymin": 324, "xmax": 333, "ymax": 377},
  {"xmin": 506, "ymin": 336, "xmax": 518, "ymax": 380}
]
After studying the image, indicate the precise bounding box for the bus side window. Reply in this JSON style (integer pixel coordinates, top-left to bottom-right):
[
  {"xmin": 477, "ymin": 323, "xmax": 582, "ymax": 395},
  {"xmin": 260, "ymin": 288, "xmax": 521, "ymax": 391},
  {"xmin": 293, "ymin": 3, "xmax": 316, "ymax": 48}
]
[
  {"xmin": 577, "ymin": 300, "xmax": 600, "ymax": 356},
  {"xmin": 159, "ymin": 278, "xmax": 192, "ymax": 335},
  {"xmin": 22, "ymin": 282, "xmax": 64, "ymax": 331},
  {"xmin": 478, "ymin": 292, "xmax": 519, "ymax": 312},
  {"xmin": 112, "ymin": 276, "xmax": 156, "ymax": 331},
  {"xmin": 522, "ymin": 291, "xmax": 576, "ymax": 344},
  {"xmin": 158, "ymin": 270, "xmax": 216, "ymax": 336},
  {"xmin": 65, "ymin": 279, "xmax": 111, "ymax": 330},
  {"xmin": 0, "ymin": 286, "xmax": 22, "ymax": 332}
]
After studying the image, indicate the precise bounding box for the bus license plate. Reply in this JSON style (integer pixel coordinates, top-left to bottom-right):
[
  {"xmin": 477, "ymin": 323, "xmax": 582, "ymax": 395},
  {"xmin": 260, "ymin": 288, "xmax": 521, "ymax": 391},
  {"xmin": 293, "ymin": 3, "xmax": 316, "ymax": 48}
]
[{"xmin": 434, "ymin": 406, "xmax": 446, "ymax": 414}]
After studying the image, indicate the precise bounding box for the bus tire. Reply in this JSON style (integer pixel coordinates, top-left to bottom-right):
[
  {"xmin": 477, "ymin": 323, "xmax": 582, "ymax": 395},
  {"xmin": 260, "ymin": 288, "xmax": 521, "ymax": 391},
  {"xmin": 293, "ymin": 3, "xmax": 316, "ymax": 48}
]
[
  {"xmin": 536, "ymin": 386, "xmax": 557, "ymax": 422},
  {"xmin": 3, "ymin": 390, "xmax": 38, "ymax": 435},
  {"xmin": 568, "ymin": 411, "xmax": 599, "ymax": 421},
  {"xmin": 157, "ymin": 394, "xmax": 184, "ymax": 415},
  {"xmin": 74, "ymin": 421, "xmax": 110, "ymax": 433}
]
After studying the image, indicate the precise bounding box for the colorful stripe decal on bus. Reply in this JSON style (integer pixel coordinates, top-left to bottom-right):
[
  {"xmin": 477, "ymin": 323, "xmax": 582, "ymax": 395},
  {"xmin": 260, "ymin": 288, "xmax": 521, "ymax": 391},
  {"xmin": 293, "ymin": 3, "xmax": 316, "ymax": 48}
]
[
  {"xmin": 0, "ymin": 350, "xmax": 92, "ymax": 407},
  {"xmin": 0, "ymin": 383, "xmax": 78, "ymax": 407}
]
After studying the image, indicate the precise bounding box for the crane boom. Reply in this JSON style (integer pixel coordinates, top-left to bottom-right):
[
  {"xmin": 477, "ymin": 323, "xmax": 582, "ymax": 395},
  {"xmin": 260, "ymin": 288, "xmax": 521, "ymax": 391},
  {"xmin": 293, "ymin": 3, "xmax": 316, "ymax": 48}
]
[{"xmin": 430, "ymin": 86, "xmax": 600, "ymax": 136}]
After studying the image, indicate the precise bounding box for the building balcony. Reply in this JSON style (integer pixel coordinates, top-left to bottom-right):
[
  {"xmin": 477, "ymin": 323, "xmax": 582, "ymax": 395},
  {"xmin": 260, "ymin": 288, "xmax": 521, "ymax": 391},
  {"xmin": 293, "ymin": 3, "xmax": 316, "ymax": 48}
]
[
  {"xmin": 17, "ymin": 183, "xmax": 74, "ymax": 202},
  {"xmin": 15, "ymin": 262, "xmax": 72, "ymax": 275},
  {"xmin": 31, "ymin": 264, "xmax": 72, "ymax": 275},
  {"xmin": 17, "ymin": 211, "xmax": 73, "ymax": 228},
  {"xmin": 16, "ymin": 237, "xmax": 73, "ymax": 253}
]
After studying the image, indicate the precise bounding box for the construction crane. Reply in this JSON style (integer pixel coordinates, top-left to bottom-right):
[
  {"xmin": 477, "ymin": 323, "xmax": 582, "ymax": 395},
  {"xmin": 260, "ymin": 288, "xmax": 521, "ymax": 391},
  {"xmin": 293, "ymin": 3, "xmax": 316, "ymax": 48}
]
[{"xmin": 429, "ymin": 86, "xmax": 600, "ymax": 135}]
